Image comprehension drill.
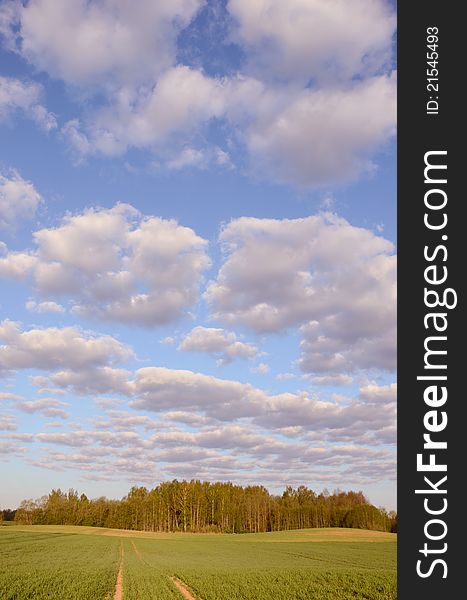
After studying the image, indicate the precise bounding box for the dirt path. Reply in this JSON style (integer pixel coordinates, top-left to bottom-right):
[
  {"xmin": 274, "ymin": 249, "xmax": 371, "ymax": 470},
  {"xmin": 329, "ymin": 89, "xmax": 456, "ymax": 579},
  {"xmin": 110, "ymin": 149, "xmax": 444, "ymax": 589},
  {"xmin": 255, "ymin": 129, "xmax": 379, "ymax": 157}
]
[
  {"xmin": 170, "ymin": 576, "xmax": 198, "ymax": 600},
  {"xmin": 114, "ymin": 542, "xmax": 124, "ymax": 600}
]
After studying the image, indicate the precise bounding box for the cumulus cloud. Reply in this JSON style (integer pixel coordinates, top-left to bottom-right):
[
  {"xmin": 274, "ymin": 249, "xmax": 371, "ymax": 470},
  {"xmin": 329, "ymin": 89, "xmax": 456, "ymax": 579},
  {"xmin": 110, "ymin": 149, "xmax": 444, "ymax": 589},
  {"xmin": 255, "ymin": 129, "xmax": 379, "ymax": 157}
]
[
  {"xmin": 179, "ymin": 325, "xmax": 259, "ymax": 364},
  {"xmin": 5, "ymin": 0, "xmax": 204, "ymax": 87},
  {"xmin": 17, "ymin": 381, "xmax": 396, "ymax": 485},
  {"xmin": 27, "ymin": 413, "xmax": 395, "ymax": 487},
  {"xmin": 244, "ymin": 74, "xmax": 396, "ymax": 186},
  {"xmin": 0, "ymin": 1, "xmax": 395, "ymax": 187},
  {"xmin": 251, "ymin": 362, "xmax": 269, "ymax": 374},
  {"xmin": 25, "ymin": 300, "xmax": 65, "ymax": 314},
  {"xmin": 307, "ymin": 374, "xmax": 354, "ymax": 386},
  {"xmin": 0, "ymin": 169, "xmax": 42, "ymax": 229},
  {"xmin": 63, "ymin": 65, "xmax": 227, "ymax": 157},
  {"xmin": 0, "ymin": 75, "xmax": 56, "ymax": 130},
  {"xmin": 0, "ymin": 320, "xmax": 133, "ymax": 375},
  {"xmin": 129, "ymin": 366, "xmax": 264, "ymax": 419},
  {"xmin": 0, "ymin": 203, "xmax": 210, "ymax": 326},
  {"xmin": 275, "ymin": 372, "xmax": 296, "ymax": 381},
  {"xmin": 15, "ymin": 397, "xmax": 70, "ymax": 419},
  {"xmin": 166, "ymin": 146, "xmax": 233, "ymax": 171},
  {"xmin": 0, "ymin": 250, "xmax": 37, "ymax": 280},
  {"xmin": 40, "ymin": 366, "xmax": 131, "ymax": 396},
  {"xmin": 0, "ymin": 440, "xmax": 26, "ymax": 456},
  {"xmin": 92, "ymin": 410, "xmax": 159, "ymax": 432},
  {"xmin": 37, "ymin": 363, "xmax": 395, "ymax": 445},
  {"xmin": 0, "ymin": 414, "xmax": 16, "ymax": 431},
  {"xmin": 0, "ymin": 391, "xmax": 24, "ymax": 401},
  {"xmin": 228, "ymin": 0, "xmax": 395, "ymax": 83},
  {"xmin": 23, "ymin": 339, "xmax": 395, "ymax": 446},
  {"xmin": 252, "ymin": 389, "xmax": 395, "ymax": 437},
  {"xmin": 206, "ymin": 212, "xmax": 396, "ymax": 374},
  {"xmin": 358, "ymin": 382, "xmax": 396, "ymax": 405},
  {"xmin": 62, "ymin": 69, "xmax": 395, "ymax": 187}
]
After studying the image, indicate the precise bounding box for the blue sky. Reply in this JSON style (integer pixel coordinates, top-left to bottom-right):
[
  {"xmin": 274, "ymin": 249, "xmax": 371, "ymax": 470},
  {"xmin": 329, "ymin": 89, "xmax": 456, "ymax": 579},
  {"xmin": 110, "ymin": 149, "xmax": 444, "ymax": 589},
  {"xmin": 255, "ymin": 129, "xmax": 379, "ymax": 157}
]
[{"xmin": 0, "ymin": 0, "xmax": 396, "ymax": 510}]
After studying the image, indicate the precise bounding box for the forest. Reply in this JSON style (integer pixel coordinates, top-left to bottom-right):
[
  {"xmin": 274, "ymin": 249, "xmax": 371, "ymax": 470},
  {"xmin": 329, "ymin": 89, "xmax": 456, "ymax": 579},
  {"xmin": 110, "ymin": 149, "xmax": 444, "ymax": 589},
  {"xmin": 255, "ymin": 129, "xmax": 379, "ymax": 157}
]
[{"xmin": 8, "ymin": 481, "xmax": 397, "ymax": 533}]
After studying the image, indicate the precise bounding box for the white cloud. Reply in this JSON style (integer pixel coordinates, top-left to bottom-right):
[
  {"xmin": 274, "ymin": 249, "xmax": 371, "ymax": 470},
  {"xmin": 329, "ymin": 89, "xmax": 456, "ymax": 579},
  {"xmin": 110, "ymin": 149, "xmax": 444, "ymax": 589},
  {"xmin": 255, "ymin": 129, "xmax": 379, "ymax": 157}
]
[
  {"xmin": 0, "ymin": 250, "xmax": 37, "ymax": 280},
  {"xmin": 7, "ymin": 0, "xmax": 204, "ymax": 87},
  {"xmin": 25, "ymin": 300, "xmax": 65, "ymax": 314},
  {"xmin": 1, "ymin": 2, "xmax": 395, "ymax": 188},
  {"xmin": 0, "ymin": 320, "xmax": 133, "ymax": 375},
  {"xmin": 205, "ymin": 214, "xmax": 395, "ymax": 376},
  {"xmin": 307, "ymin": 374, "xmax": 354, "ymax": 386},
  {"xmin": 228, "ymin": 0, "xmax": 395, "ymax": 83},
  {"xmin": 0, "ymin": 440, "xmax": 26, "ymax": 456},
  {"xmin": 27, "ymin": 412, "xmax": 395, "ymax": 488},
  {"xmin": 17, "ymin": 381, "xmax": 396, "ymax": 486},
  {"xmin": 358, "ymin": 382, "xmax": 396, "ymax": 405},
  {"xmin": 94, "ymin": 397, "xmax": 123, "ymax": 409},
  {"xmin": 62, "ymin": 69, "xmax": 395, "ymax": 188},
  {"xmin": 0, "ymin": 414, "xmax": 16, "ymax": 431},
  {"xmin": 244, "ymin": 74, "xmax": 396, "ymax": 186},
  {"xmin": 251, "ymin": 362, "xmax": 269, "ymax": 374},
  {"xmin": 0, "ymin": 392, "xmax": 24, "ymax": 401},
  {"xmin": 129, "ymin": 366, "xmax": 264, "ymax": 419},
  {"xmin": 166, "ymin": 146, "xmax": 233, "ymax": 171},
  {"xmin": 15, "ymin": 397, "xmax": 70, "ymax": 419},
  {"xmin": 4, "ymin": 432, "xmax": 35, "ymax": 442},
  {"xmin": 92, "ymin": 410, "xmax": 159, "ymax": 432},
  {"xmin": 41, "ymin": 366, "xmax": 131, "ymax": 396},
  {"xmin": 179, "ymin": 326, "xmax": 259, "ymax": 364},
  {"xmin": 0, "ymin": 169, "xmax": 42, "ymax": 229},
  {"xmin": 36, "ymin": 387, "xmax": 66, "ymax": 396},
  {"xmin": 1, "ymin": 203, "xmax": 210, "ymax": 326},
  {"xmin": 0, "ymin": 75, "xmax": 56, "ymax": 130},
  {"xmin": 167, "ymin": 147, "xmax": 207, "ymax": 170},
  {"xmin": 45, "ymin": 365, "xmax": 394, "ymax": 445},
  {"xmin": 63, "ymin": 65, "xmax": 227, "ymax": 157},
  {"xmin": 275, "ymin": 372, "xmax": 296, "ymax": 381}
]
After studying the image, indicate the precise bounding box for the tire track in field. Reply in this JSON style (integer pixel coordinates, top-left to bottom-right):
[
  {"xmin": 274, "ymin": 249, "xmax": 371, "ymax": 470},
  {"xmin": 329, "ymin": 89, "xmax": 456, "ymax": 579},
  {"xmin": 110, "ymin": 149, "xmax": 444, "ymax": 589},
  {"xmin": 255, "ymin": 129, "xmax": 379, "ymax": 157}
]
[
  {"xmin": 131, "ymin": 540, "xmax": 143, "ymax": 562},
  {"xmin": 130, "ymin": 541, "xmax": 201, "ymax": 600},
  {"xmin": 170, "ymin": 576, "xmax": 200, "ymax": 600},
  {"xmin": 114, "ymin": 541, "xmax": 124, "ymax": 600},
  {"xmin": 130, "ymin": 539, "xmax": 152, "ymax": 568}
]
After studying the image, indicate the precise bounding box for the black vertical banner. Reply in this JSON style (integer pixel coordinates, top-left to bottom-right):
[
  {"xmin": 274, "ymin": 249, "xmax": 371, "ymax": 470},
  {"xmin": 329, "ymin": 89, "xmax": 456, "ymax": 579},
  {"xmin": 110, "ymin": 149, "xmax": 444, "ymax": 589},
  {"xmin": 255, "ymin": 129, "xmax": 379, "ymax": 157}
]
[{"xmin": 398, "ymin": 2, "xmax": 463, "ymax": 597}]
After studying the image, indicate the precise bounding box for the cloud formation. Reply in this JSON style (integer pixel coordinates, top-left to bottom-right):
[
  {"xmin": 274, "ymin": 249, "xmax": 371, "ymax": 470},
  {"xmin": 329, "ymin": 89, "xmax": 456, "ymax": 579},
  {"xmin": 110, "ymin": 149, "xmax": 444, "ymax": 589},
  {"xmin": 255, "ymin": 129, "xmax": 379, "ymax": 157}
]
[
  {"xmin": 0, "ymin": 320, "xmax": 132, "ymax": 375},
  {"xmin": 179, "ymin": 325, "xmax": 259, "ymax": 364},
  {"xmin": 0, "ymin": 75, "xmax": 56, "ymax": 130},
  {"xmin": 31, "ymin": 359, "xmax": 395, "ymax": 447},
  {"xmin": 205, "ymin": 213, "xmax": 396, "ymax": 374},
  {"xmin": 0, "ymin": 0, "xmax": 396, "ymax": 187},
  {"xmin": 0, "ymin": 414, "xmax": 16, "ymax": 431},
  {"xmin": 0, "ymin": 203, "xmax": 210, "ymax": 326},
  {"xmin": 0, "ymin": 168, "xmax": 42, "ymax": 229},
  {"xmin": 0, "ymin": 249, "xmax": 37, "ymax": 280},
  {"xmin": 228, "ymin": 0, "xmax": 395, "ymax": 83},
  {"xmin": 4, "ymin": 0, "xmax": 204, "ymax": 87},
  {"xmin": 244, "ymin": 74, "xmax": 396, "ymax": 186},
  {"xmin": 15, "ymin": 397, "xmax": 70, "ymax": 419},
  {"xmin": 25, "ymin": 300, "xmax": 65, "ymax": 314}
]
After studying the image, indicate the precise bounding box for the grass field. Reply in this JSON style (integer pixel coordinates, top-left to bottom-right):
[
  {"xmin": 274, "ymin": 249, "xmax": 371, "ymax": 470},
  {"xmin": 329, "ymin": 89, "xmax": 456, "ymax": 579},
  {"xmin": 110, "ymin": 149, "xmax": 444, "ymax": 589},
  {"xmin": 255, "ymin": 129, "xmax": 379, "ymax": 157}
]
[{"xmin": 0, "ymin": 525, "xmax": 397, "ymax": 599}]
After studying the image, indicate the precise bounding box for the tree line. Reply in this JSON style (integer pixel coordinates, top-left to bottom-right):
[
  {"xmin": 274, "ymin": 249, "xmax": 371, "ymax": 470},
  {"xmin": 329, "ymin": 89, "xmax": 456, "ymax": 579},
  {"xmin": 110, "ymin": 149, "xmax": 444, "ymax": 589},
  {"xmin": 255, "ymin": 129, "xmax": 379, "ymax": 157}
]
[{"xmin": 11, "ymin": 481, "xmax": 397, "ymax": 533}]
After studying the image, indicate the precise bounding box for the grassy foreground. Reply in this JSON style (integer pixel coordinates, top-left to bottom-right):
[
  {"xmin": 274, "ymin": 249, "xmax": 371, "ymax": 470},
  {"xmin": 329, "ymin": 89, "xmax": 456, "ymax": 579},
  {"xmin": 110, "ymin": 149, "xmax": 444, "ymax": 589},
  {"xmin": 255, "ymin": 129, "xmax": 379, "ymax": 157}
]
[{"xmin": 0, "ymin": 525, "xmax": 397, "ymax": 599}]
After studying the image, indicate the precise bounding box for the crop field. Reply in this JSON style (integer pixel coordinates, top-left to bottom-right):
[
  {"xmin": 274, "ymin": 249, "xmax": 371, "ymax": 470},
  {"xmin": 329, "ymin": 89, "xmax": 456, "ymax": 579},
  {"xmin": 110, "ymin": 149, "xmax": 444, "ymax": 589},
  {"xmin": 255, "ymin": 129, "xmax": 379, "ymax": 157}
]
[{"xmin": 0, "ymin": 525, "xmax": 396, "ymax": 599}]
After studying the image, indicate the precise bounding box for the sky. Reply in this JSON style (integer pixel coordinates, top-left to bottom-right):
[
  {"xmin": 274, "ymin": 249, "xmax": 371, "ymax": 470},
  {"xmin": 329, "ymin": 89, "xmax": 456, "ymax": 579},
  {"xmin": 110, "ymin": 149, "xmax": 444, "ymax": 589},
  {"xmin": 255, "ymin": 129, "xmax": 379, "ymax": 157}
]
[{"xmin": 0, "ymin": 0, "xmax": 397, "ymax": 511}]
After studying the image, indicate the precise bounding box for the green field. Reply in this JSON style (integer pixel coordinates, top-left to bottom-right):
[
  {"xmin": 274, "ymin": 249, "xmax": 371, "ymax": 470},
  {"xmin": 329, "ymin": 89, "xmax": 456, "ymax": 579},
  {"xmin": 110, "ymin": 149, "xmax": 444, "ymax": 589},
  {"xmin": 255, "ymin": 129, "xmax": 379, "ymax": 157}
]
[{"xmin": 0, "ymin": 525, "xmax": 396, "ymax": 599}]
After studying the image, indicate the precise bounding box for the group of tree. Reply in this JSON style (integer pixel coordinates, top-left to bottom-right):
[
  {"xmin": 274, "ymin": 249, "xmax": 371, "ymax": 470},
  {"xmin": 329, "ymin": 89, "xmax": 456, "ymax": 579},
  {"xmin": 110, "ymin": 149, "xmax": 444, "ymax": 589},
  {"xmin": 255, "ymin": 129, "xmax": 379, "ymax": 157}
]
[
  {"xmin": 13, "ymin": 481, "xmax": 397, "ymax": 533},
  {"xmin": 0, "ymin": 509, "xmax": 16, "ymax": 522}
]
